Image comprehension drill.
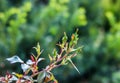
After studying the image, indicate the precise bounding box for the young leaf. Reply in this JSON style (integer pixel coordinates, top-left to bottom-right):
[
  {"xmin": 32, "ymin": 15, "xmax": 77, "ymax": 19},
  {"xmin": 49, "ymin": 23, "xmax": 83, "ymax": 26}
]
[
  {"xmin": 21, "ymin": 64, "xmax": 30, "ymax": 72},
  {"xmin": 48, "ymin": 54, "xmax": 53, "ymax": 62},
  {"xmin": 53, "ymin": 49, "xmax": 57, "ymax": 57},
  {"xmin": 6, "ymin": 55, "xmax": 24, "ymax": 64},
  {"xmin": 33, "ymin": 42, "xmax": 41, "ymax": 57},
  {"xmin": 61, "ymin": 59, "xmax": 68, "ymax": 65},
  {"xmin": 62, "ymin": 32, "xmax": 68, "ymax": 44},
  {"xmin": 37, "ymin": 58, "xmax": 44, "ymax": 64},
  {"xmin": 26, "ymin": 60, "xmax": 35, "ymax": 65},
  {"xmin": 69, "ymin": 30, "xmax": 79, "ymax": 47}
]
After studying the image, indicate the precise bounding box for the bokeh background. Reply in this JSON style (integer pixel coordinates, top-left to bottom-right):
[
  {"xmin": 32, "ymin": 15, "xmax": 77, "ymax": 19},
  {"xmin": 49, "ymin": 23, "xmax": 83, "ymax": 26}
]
[{"xmin": 0, "ymin": 0, "xmax": 120, "ymax": 83}]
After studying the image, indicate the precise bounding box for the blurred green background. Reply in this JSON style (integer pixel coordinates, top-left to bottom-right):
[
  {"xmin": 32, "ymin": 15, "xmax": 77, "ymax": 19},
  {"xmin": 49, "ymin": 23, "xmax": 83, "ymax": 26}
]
[{"xmin": 0, "ymin": 0, "xmax": 120, "ymax": 83}]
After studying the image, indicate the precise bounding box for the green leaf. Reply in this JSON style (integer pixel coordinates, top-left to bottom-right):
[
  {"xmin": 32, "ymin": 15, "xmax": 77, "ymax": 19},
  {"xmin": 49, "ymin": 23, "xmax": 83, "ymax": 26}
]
[
  {"xmin": 36, "ymin": 42, "xmax": 41, "ymax": 55},
  {"xmin": 61, "ymin": 58, "xmax": 68, "ymax": 65},
  {"xmin": 48, "ymin": 54, "xmax": 53, "ymax": 62},
  {"xmin": 53, "ymin": 49, "xmax": 57, "ymax": 57},
  {"xmin": 33, "ymin": 42, "xmax": 41, "ymax": 59},
  {"xmin": 62, "ymin": 32, "xmax": 68, "ymax": 44},
  {"xmin": 69, "ymin": 30, "xmax": 79, "ymax": 47},
  {"xmin": 37, "ymin": 71, "xmax": 46, "ymax": 83}
]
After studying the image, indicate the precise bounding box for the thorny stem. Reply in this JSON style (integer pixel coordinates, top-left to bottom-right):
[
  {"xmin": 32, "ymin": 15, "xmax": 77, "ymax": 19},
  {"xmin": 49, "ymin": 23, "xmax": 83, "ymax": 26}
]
[
  {"xmin": 45, "ymin": 48, "xmax": 70, "ymax": 71},
  {"xmin": 31, "ymin": 47, "xmax": 73, "ymax": 78},
  {"xmin": 31, "ymin": 53, "xmax": 77, "ymax": 79},
  {"xmin": 31, "ymin": 71, "xmax": 42, "ymax": 77}
]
